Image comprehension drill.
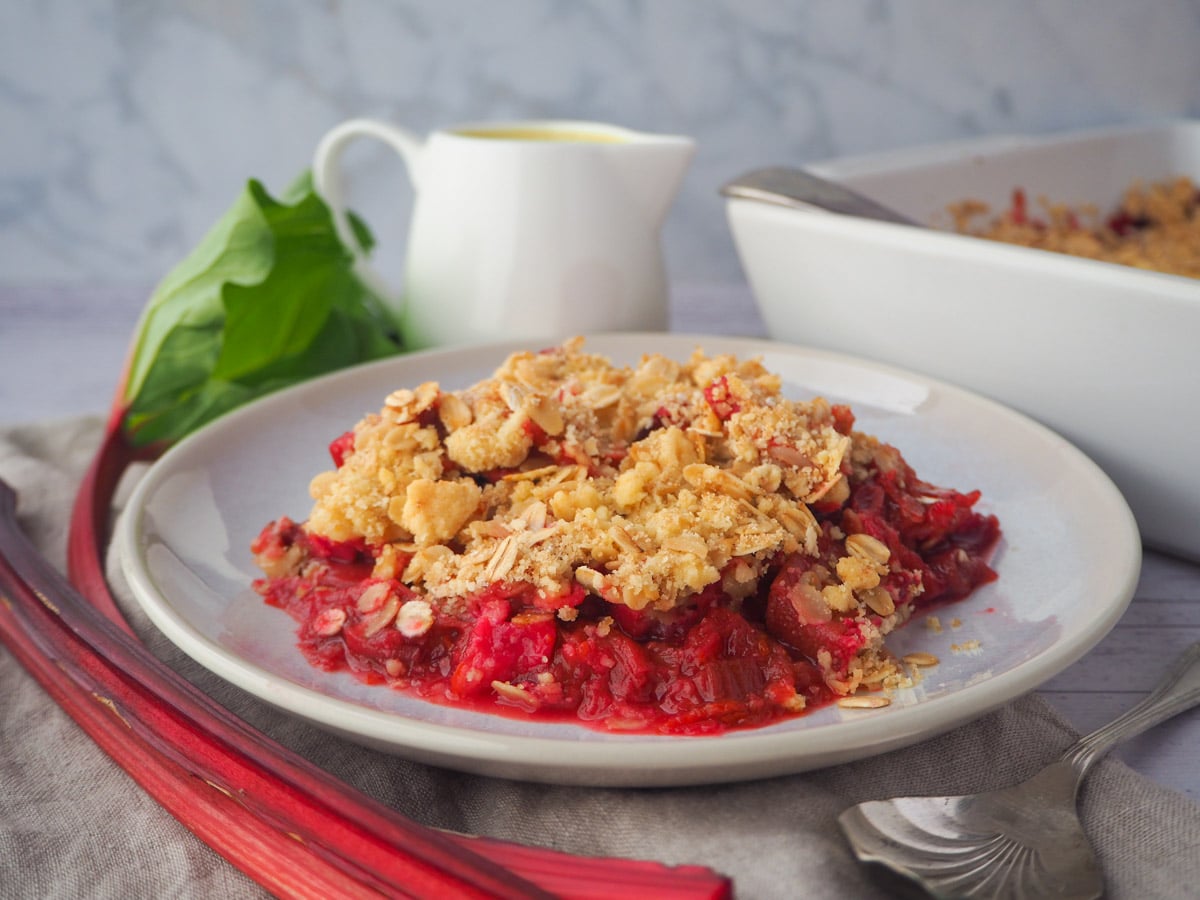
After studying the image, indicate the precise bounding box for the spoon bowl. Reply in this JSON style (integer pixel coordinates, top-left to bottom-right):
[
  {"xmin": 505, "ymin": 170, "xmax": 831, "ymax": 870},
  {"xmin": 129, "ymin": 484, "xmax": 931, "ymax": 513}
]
[{"xmin": 838, "ymin": 641, "xmax": 1200, "ymax": 899}]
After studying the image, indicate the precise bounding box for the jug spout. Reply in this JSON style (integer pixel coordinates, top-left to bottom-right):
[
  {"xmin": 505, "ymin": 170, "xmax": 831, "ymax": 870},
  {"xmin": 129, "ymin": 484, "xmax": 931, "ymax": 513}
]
[{"xmin": 618, "ymin": 132, "xmax": 696, "ymax": 226}]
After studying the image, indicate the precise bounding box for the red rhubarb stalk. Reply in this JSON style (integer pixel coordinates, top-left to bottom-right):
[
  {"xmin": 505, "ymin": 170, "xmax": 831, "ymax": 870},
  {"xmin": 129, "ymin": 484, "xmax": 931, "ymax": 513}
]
[
  {"xmin": 0, "ymin": 553, "xmax": 382, "ymax": 899},
  {"xmin": 3, "ymin": 479, "xmax": 733, "ymax": 899},
  {"xmin": 66, "ymin": 391, "xmax": 154, "ymax": 633},
  {"xmin": 4, "ymin": 480, "xmax": 551, "ymax": 899}
]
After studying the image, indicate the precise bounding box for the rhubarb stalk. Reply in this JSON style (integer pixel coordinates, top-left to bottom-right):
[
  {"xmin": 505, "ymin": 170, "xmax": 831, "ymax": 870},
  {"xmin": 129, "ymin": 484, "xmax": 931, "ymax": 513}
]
[
  {"xmin": 5, "ymin": 479, "xmax": 733, "ymax": 899},
  {"xmin": 66, "ymin": 388, "xmax": 154, "ymax": 632},
  {"xmin": 5, "ymin": 480, "xmax": 548, "ymax": 899}
]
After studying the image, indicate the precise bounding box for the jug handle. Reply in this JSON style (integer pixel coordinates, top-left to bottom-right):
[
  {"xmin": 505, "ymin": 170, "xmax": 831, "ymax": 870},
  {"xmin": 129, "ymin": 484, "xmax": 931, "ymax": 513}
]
[{"xmin": 312, "ymin": 118, "xmax": 424, "ymax": 303}]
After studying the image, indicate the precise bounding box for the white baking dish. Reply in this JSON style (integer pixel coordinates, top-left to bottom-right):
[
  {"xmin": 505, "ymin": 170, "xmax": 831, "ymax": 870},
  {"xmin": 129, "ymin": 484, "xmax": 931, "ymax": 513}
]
[{"xmin": 725, "ymin": 120, "xmax": 1200, "ymax": 560}]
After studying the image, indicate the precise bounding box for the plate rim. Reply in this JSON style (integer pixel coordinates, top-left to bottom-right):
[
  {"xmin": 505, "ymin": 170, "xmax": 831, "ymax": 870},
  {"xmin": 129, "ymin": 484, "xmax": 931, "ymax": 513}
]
[{"xmin": 116, "ymin": 332, "xmax": 1142, "ymax": 786}]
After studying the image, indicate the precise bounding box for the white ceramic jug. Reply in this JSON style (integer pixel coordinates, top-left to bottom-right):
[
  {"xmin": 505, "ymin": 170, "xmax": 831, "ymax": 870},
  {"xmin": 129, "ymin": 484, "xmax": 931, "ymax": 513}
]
[{"xmin": 313, "ymin": 119, "xmax": 695, "ymax": 349}]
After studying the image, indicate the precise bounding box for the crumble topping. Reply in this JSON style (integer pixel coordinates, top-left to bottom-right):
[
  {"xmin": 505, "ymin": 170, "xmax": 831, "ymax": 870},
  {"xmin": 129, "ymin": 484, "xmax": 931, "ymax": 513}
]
[
  {"xmin": 950, "ymin": 176, "xmax": 1200, "ymax": 279},
  {"xmin": 305, "ymin": 337, "xmax": 860, "ymax": 614}
]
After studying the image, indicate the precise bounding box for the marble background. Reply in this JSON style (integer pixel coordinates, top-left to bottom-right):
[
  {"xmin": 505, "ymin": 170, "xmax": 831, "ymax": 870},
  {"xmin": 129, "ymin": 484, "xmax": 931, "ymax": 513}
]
[{"xmin": 3, "ymin": 0, "xmax": 1200, "ymax": 300}]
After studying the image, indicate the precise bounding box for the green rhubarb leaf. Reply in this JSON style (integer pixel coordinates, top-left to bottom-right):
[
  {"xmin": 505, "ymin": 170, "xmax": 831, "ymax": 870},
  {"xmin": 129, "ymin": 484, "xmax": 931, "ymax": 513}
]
[{"xmin": 122, "ymin": 173, "xmax": 402, "ymax": 447}]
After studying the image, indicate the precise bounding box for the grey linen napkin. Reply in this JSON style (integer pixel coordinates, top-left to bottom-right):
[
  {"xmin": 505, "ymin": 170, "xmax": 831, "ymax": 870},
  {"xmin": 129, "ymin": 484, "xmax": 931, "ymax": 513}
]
[{"xmin": 2, "ymin": 416, "xmax": 1199, "ymax": 900}]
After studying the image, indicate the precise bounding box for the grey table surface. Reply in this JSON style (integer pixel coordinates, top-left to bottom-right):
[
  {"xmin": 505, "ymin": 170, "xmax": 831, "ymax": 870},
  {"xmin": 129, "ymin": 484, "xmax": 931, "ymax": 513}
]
[{"xmin": 1, "ymin": 281, "xmax": 1197, "ymax": 804}]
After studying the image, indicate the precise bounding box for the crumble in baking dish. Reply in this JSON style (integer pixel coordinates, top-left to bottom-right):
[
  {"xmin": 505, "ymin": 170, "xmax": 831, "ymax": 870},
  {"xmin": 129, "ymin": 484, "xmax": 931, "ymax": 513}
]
[{"xmin": 950, "ymin": 176, "xmax": 1200, "ymax": 279}]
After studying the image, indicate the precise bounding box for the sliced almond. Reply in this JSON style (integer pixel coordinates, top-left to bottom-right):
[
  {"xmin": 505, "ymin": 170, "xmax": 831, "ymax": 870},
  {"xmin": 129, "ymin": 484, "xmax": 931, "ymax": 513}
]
[
  {"xmin": 837, "ymin": 695, "xmax": 891, "ymax": 709},
  {"xmin": 663, "ymin": 534, "xmax": 709, "ymax": 558},
  {"xmin": 767, "ymin": 443, "xmax": 811, "ymax": 468},
  {"xmin": 845, "ymin": 532, "xmax": 891, "ymax": 567},
  {"xmin": 491, "ymin": 680, "xmax": 538, "ymax": 708},
  {"xmin": 356, "ymin": 582, "xmax": 391, "ymax": 615},
  {"xmin": 395, "ymin": 599, "xmax": 434, "ymax": 638},
  {"xmin": 902, "ymin": 651, "xmax": 940, "ymax": 667},
  {"xmin": 363, "ymin": 595, "xmax": 400, "ymax": 636},
  {"xmin": 311, "ymin": 608, "xmax": 346, "ymax": 637},
  {"xmin": 862, "ymin": 586, "xmax": 896, "ymax": 617},
  {"xmin": 438, "ymin": 392, "xmax": 473, "ymax": 431},
  {"xmin": 526, "ymin": 395, "xmax": 565, "ymax": 436},
  {"xmin": 482, "ymin": 535, "xmax": 519, "ymax": 582}
]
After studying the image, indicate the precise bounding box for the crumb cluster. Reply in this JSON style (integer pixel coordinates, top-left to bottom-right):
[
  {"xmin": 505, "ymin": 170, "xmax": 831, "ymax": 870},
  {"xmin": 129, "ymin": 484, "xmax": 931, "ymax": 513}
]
[
  {"xmin": 950, "ymin": 176, "xmax": 1200, "ymax": 279},
  {"xmin": 304, "ymin": 338, "xmax": 865, "ymax": 618}
]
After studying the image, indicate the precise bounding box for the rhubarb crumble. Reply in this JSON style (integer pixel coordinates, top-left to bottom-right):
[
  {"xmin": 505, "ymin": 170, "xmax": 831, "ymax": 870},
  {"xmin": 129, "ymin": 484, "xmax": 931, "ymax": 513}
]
[
  {"xmin": 950, "ymin": 176, "xmax": 1200, "ymax": 279},
  {"xmin": 251, "ymin": 339, "xmax": 1001, "ymax": 734}
]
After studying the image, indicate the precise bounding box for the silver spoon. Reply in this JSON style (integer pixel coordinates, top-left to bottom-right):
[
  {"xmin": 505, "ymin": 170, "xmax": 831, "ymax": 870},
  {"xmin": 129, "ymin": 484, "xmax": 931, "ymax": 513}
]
[
  {"xmin": 838, "ymin": 641, "xmax": 1200, "ymax": 899},
  {"xmin": 720, "ymin": 166, "xmax": 921, "ymax": 226}
]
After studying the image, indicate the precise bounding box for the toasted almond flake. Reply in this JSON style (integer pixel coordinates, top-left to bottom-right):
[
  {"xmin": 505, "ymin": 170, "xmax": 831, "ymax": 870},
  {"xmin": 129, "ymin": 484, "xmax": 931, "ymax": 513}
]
[
  {"xmin": 862, "ymin": 586, "xmax": 896, "ymax": 617},
  {"xmin": 475, "ymin": 520, "xmax": 512, "ymax": 539},
  {"xmin": 582, "ymin": 385, "xmax": 622, "ymax": 409},
  {"xmin": 384, "ymin": 388, "xmax": 417, "ymax": 410},
  {"xmin": 712, "ymin": 471, "xmax": 753, "ymax": 501},
  {"xmin": 491, "ymin": 680, "xmax": 537, "ymax": 708},
  {"xmin": 356, "ymin": 582, "xmax": 391, "ymax": 615},
  {"xmin": 845, "ymin": 532, "xmax": 891, "ymax": 567},
  {"xmin": 858, "ymin": 661, "xmax": 900, "ymax": 685},
  {"xmin": 460, "ymin": 544, "xmax": 494, "ymax": 566},
  {"xmin": 732, "ymin": 531, "xmax": 777, "ymax": 556},
  {"xmin": 501, "ymin": 464, "xmax": 565, "ymax": 483},
  {"xmin": 526, "ymin": 396, "xmax": 565, "ymax": 436},
  {"xmin": 438, "ymin": 393, "xmax": 473, "ymax": 431},
  {"xmin": 663, "ymin": 535, "xmax": 709, "ymax": 557},
  {"xmin": 312, "ymin": 608, "xmax": 346, "ymax": 637},
  {"xmin": 383, "ymin": 427, "xmax": 414, "ymax": 450},
  {"xmin": 511, "ymin": 611, "xmax": 555, "ymax": 626},
  {"xmin": 519, "ymin": 500, "xmax": 548, "ymax": 530},
  {"xmin": 512, "ymin": 359, "xmax": 555, "ymax": 393},
  {"xmin": 902, "ymin": 651, "xmax": 940, "ymax": 667},
  {"xmin": 482, "ymin": 535, "xmax": 519, "ymax": 582},
  {"xmin": 574, "ymin": 566, "xmax": 607, "ymax": 594},
  {"xmin": 681, "ymin": 464, "xmax": 753, "ymax": 501},
  {"xmin": 501, "ymin": 383, "xmax": 527, "ymax": 413},
  {"xmin": 395, "ymin": 599, "xmax": 434, "ymax": 637},
  {"xmin": 525, "ymin": 524, "xmax": 561, "ymax": 546},
  {"xmin": 363, "ymin": 595, "xmax": 400, "ymax": 636},
  {"xmin": 776, "ymin": 502, "xmax": 818, "ymax": 538},
  {"xmin": 687, "ymin": 419, "xmax": 725, "ymax": 438},
  {"xmin": 767, "ymin": 443, "xmax": 810, "ymax": 468},
  {"xmin": 385, "ymin": 381, "xmax": 439, "ymax": 422},
  {"xmin": 603, "ymin": 717, "xmax": 651, "ymax": 731},
  {"xmin": 610, "ymin": 525, "xmax": 641, "ymax": 553},
  {"xmin": 552, "ymin": 464, "xmax": 588, "ymax": 484},
  {"xmin": 837, "ymin": 695, "xmax": 891, "ymax": 709}
]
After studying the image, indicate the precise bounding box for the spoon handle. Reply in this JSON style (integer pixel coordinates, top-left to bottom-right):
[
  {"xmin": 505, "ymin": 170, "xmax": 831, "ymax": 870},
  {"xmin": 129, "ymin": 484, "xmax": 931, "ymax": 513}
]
[
  {"xmin": 1062, "ymin": 641, "xmax": 1200, "ymax": 779},
  {"xmin": 719, "ymin": 167, "xmax": 920, "ymax": 226}
]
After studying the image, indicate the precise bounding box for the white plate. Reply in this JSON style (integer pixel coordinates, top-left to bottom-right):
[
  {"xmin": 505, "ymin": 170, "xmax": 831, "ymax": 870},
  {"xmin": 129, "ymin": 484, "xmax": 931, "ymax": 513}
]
[{"xmin": 118, "ymin": 333, "xmax": 1141, "ymax": 786}]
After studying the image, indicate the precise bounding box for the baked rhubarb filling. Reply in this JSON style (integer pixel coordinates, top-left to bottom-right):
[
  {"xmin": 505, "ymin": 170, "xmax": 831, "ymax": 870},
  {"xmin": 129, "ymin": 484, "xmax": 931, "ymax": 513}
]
[{"xmin": 252, "ymin": 339, "xmax": 1000, "ymax": 735}]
